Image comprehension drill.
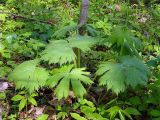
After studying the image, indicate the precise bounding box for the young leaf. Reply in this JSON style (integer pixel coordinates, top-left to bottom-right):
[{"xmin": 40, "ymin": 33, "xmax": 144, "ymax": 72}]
[
  {"xmin": 108, "ymin": 26, "xmax": 142, "ymax": 55},
  {"xmin": 41, "ymin": 36, "xmax": 96, "ymax": 65},
  {"xmin": 119, "ymin": 110, "xmax": 125, "ymax": 120},
  {"xmin": 8, "ymin": 60, "xmax": 49, "ymax": 93},
  {"xmin": 68, "ymin": 36, "xmax": 96, "ymax": 52},
  {"xmin": 86, "ymin": 113, "xmax": 107, "ymax": 120},
  {"xmin": 96, "ymin": 56, "xmax": 149, "ymax": 94},
  {"xmin": 46, "ymin": 65, "xmax": 93, "ymax": 99},
  {"xmin": 41, "ymin": 40, "xmax": 76, "ymax": 65},
  {"xmin": 28, "ymin": 96, "xmax": 37, "ymax": 106},
  {"xmin": 19, "ymin": 98, "xmax": 27, "ymax": 111},
  {"xmin": 71, "ymin": 113, "xmax": 87, "ymax": 120},
  {"xmin": 121, "ymin": 111, "xmax": 133, "ymax": 120},
  {"xmin": 81, "ymin": 106, "xmax": 96, "ymax": 114},
  {"xmin": 106, "ymin": 106, "xmax": 121, "ymax": 119},
  {"xmin": 79, "ymin": 99, "xmax": 94, "ymax": 107},
  {"xmin": 57, "ymin": 112, "xmax": 68, "ymax": 119},
  {"xmin": 125, "ymin": 107, "xmax": 141, "ymax": 116},
  {"xmin": 109, "ymin": 26, "xmax": 142, "ymax": 48},
  {"xmin": 36, "ymin": 114, "xmax": 49, "ymax": 120},
  {"xmin": 11, "ymin": 95, "xmax": 24, "ymax": 101}
]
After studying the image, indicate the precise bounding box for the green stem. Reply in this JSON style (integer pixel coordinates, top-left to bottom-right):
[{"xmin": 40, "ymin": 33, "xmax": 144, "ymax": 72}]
[
  {"xmin": 125, "ymin": 0, "xmax": 129, "ymax": 26},
  {"xmin": 26, "ymin": 99, "xmax": 28, "ymax": 119},
  {"xmin": 120, "ymin": 44, "xmax": 124, "ymax": 56},
  {"xmin": 74, "ymin": 58, "xmax": 77, "ymax": 68},
  {"xmin": 77, "ymin": 48, "xmax": 81, "ymax": 68}
]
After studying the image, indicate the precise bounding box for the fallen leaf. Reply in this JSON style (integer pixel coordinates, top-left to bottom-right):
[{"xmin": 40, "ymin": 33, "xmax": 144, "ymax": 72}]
[
  {"xmin": 35, "ymin": 106, "xmax": 46, "ymax": 116},
  {"xmin": 0, "ymin": 82, "xmax": 8, "ymax": 92},
  {"xmin": 115, "ymin": 4, "xmax": 121, "ymax": 12}
]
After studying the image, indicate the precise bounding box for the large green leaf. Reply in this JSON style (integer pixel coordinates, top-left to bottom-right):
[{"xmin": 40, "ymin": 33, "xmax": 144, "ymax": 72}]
[
  {"xmin": 96, "ymin": 56, "xmax": 150, "ymax": 94},
  {"xmin": 68, "ymin": 36, "xmax": 96, "ymax": 52},
  {"xmin": 8, "ymin": 60, "xmax": 49, "ymax": 93},
  {"xmin": 46, "ymin": 65, "xmax": 93, "ymax": 99},
  {"xmin": 41, "ymin": 40, "xmax": 76, "ymax": 65},
  {"xmin": 41, "ymin": 36, "xmax": 96, "ymax": 65}
]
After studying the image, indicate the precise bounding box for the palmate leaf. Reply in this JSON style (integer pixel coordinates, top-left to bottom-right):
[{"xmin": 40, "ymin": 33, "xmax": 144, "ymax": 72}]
[
  {"xmin": 96, "ymin": 56, "xmax": 150, "ymax": 94},
  {"xmin": 41, "ymin": 36, "xmax": 96, "ymax": 65},
  {"xmin": 108, "ymin": 26, "xmax": 142, "ymax": 55},
  {"xmin": 41, "ymin": 40, "xmax": 76, "ymax": 65},
  {"xmin": 8, "ymin": 60, "xmax": 49, "ymax": 93},
  {"xmin": 46, "ymin": 65, "xmax": 93, "ymax": 99},
  {"xmin": 69, "ymin": 36, "xmax": 96, "ymax": 51}
]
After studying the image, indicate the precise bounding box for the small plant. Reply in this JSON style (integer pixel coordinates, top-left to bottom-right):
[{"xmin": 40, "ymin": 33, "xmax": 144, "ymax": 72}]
[
  {"xmin": 71, "ymin": 99, "xmax": 108, "ymax": 120},
  {"xmin": 106, "ymin": 106, "xmax": 140, "ymax": 120},
  {"xmin": 96, "ymin": 56, "xmax": 150, "ymax": 94},
  {"xmin": 41, "ymin": 35, "xmax": 97, "ymax": 65},
  {"xmin": 11, "ymin": 91, "xmax": 38, "ymax": 111},
  {"xmin": 8, "ymin": 60, "xmax": 49, "ymax": 93},
  {"xmin": 8, "ymin": 35, "xmax": 97, "ymax": 99},
  {"xmin": 47, "ymin": 65, "xmax": 93, "ymax": 99}
]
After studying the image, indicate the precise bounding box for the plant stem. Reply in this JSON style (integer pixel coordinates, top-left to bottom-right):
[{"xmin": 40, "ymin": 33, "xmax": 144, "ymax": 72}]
[
  {"xmin": 125, "ymin": 0, "xmax": 129, "ymax": 26},
  {"xmin": 25, "ymin": 93, "xmax": 29, "ymax": 119},
  {"xmin": 120, "ymin": 44, "xmax": 124, "ymax": 56},
  {"xmin": 76, "ymin": 0, "xmax": 90, "ymax": 68},
  {"xmin": 74, "ymin": 58, "xmax": 77, "ymax": 68},
  {"xmin": 77, "ymin": 48, "xmax": 81, "ymax": 68},
  {"xmin": 26, "ymin": 99, "xmax": 28, "ymax": 119}
]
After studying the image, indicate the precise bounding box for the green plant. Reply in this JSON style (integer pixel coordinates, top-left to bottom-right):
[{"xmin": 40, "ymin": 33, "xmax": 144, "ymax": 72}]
[
  {"xmin": 107, "ymin": 26, "xmax": 142, "ymax": 56},
  {"xmin": 2, "ymin": 114, "xmax": 17, "ymax": 120},
  {"xmin": 41, "ymin": 35, "xmax": 97, "ymax": 65},
  {"xmin": 8, "ymin": 60, "xmax": 49, "ymax": 93},
  {"xmin": 47, "ymin": 65, "xmax": 93, "ymax": 99},
  {"xmin": 96, "ymin": 56, "xmax": 149, "ymax": 94},
  {"xmin": 106, "ymin": 106, "xmax": 140, "ymax": 120},
  {"xmin": 8, "ymin": 35, "xmax": 96, "ymax": 99},
  {"xmin": 57, "ymin": 112, "xmax": 68, "ymax": 120},
  {"xmin": 71, "ymin": 99, "xmax": 108, "ymax": 120},
  {"xmin": 11, "ymin": 91, "xmax": 38, "ymax": 111}
]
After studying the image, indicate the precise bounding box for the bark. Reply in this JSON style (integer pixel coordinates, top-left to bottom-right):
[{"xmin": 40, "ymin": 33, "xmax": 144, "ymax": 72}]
[{"xmin": 78, "ymin": 0, "xmax": 90, "ymax": 35}]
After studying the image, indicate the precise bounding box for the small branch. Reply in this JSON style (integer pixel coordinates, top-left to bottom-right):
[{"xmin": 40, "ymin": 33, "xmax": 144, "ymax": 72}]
[{"xmin": 0, "ymin": 11, "xmax": 56, "ymax": 25}]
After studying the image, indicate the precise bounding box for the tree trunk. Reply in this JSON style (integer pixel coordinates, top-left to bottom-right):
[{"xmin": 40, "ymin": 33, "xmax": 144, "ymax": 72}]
[{"xmin": 78, "ymin": 0, "xmax": 90, "ymax": 35}]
